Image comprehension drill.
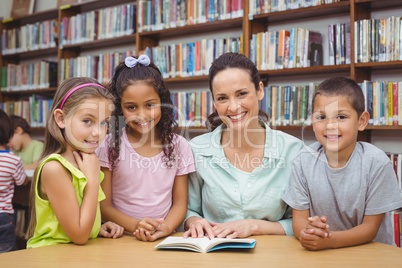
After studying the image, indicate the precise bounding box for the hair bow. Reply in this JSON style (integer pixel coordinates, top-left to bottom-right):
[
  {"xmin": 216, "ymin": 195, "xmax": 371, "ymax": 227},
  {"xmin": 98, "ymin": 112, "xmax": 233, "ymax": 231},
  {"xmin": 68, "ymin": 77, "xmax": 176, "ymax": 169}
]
[{"xmin": 124, "ymin": 55, "xmax": 151, "ymax": 68}]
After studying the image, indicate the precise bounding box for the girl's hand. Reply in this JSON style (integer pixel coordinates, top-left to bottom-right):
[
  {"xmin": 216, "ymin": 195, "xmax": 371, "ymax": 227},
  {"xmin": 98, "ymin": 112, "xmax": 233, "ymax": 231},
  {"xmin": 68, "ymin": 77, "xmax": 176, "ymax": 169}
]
[
  {"xmin": 305, "ymin": 216, "xmax": 331, "ymax": 238},
  {"xmin": 73, "ymin": 151, "xmax": 100, "ymax": 184},
  {"xmin": 134, "ymin": 218, "xmax": 164, "ymax": 235},
  {"xmin": 99, "ymin": 221, "xmax": 124, "ymax": 238},
  {"xmin": 134, "ymin": 222, "xmax": 172, "ymax": 242},
  {"xmin": 183, "ymin": 218, "xmax": 215, "ymax": 240},
  {"xmin": 212, "ymin": 220, "xmax": 253, "ymax": 239}
]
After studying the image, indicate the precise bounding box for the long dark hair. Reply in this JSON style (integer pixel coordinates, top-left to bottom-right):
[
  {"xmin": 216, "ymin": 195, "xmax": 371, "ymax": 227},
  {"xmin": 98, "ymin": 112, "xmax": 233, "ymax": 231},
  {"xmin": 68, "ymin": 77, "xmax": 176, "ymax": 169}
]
[
  {"xmin": 108, "ymin": 56, "xmax": 177, "ymax": 170},
  {"xmin": 206, "ymin": 52, "xmax": 269, "ymax": 131}
]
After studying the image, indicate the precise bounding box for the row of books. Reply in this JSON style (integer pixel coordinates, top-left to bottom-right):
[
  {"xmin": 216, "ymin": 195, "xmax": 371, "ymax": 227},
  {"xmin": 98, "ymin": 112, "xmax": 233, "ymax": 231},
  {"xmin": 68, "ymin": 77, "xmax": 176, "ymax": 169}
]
[
  {"xmin": 250, "ymin": 28, "xmax": 322, "ymax": 70},
  {"xmin": 59, "ymin": 50, "xmax": 135, "ymax": 85},
  {"xmin": 1, "ymin": 19, "xmax": 57, "ymax": 55},
  {"xmin": 260, "ymin": 80, "xmax": 402, "ymax": 127},
  {"xmin": 138, "ymin": 0, "xmax": 244, "ymax": 32},
  {"xmin": 144, "ymin": 36, "xmax": 242, "ymax": 79},
  {"xmin": 355, "ymin": 16, "xmax": 402, "ymax": 63},
  {"xmin": 59, "ymin": 3, "xmax": 136, "ymax": 48},
  {"xmin": 171, "ymin": 91, "xmax": 213, "ymax": 127},
  {"xmin": 249, "ymin": 0, "xmax": 341, "ymax": 16},
  {"xmin": 261, "ymin": 83, "xmax": 317, "ymax": 126},
  {"xmin": 0, "ymin": 94, "xmax": 53, "ymax": 127},
  {"xmin": 360, "ymin": 81, "xmax": 402, "ymax": 126},
  {"xmin": 1, "ymin": 61, "xmax": 57, "ymax": 92},
  {"xmin": 328, "ymin": 22, "xmax": 351, "ymax": 65}
]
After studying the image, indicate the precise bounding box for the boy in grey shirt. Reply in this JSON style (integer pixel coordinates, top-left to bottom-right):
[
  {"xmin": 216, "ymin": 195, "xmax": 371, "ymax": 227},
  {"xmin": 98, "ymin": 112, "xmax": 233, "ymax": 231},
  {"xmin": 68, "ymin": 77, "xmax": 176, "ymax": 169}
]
[{"xmin": 282, "ymin": 77, "xmax": 402, "ymax": 250}]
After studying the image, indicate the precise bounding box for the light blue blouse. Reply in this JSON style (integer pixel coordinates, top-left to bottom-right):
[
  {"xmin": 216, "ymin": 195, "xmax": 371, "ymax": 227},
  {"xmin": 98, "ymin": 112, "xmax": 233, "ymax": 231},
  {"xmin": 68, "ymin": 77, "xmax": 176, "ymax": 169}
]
[{"xmin": 186, "ymin": 123, "xmax": 304, "ymax": 235}]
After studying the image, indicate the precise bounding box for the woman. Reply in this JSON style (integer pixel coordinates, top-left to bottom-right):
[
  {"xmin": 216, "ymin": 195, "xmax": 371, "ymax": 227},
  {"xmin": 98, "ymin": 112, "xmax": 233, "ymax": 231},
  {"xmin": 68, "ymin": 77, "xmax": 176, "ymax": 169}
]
[{"xmin": 183, "ymin": 52, "xmax": 304, "ymax": 239}]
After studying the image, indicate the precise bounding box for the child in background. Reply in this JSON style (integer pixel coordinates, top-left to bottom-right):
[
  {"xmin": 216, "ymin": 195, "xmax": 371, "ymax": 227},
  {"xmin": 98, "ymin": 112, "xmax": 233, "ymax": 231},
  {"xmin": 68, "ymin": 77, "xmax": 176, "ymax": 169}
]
[
  {"xmin": 282, "ymin": 77, "xmax": 402, "ymax": 250},
  {"xmin": 9, "ymin": 115, "xmax": 44, "ymax": 170},
  {"xmin": 97, "ymin": 55, "xmax": 195, "ymax": 242},
  {"xmin": 26, "ymin": 77, "xmax": 124, "ymax": 248},
  {"xmin": 0, "ymin": 109, "xmax": 28, "ymax": 253}
]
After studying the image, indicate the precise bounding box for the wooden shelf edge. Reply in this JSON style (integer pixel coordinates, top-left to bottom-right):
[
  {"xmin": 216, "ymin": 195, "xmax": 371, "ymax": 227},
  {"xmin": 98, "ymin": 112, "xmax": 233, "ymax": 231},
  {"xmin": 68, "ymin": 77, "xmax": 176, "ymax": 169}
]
[
  {"xmin": 1, "ymin": 88, "xmax": 57, "ymax": 95},
  {"xmin": 61, "ymin": 34, "xmax": 136, "ymax": 51},
  {"xmin": 252, "ymin": 1, "xmax": 350, "ymax": 23},
  {"xmin": 139, "ymin": 17, "xmax": 243, "ymax": 38},
  {"xmin": 165, "ymin": 75, "xmax": 209, "ymax": 83},
  {"xmin": 259, "ymin": 65, "xmax": 350, "ymax": 76},
  {"xmin": 2, "ymin": 47, "xmax": 58, "ymax": 59}
]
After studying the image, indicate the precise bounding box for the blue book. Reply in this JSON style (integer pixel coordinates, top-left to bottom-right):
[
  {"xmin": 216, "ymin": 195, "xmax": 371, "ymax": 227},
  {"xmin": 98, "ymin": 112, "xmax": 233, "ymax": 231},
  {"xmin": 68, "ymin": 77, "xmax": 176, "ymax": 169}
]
[{"xmin": 155, "ymin": 236, "xmax": 256, "ymax": 253}]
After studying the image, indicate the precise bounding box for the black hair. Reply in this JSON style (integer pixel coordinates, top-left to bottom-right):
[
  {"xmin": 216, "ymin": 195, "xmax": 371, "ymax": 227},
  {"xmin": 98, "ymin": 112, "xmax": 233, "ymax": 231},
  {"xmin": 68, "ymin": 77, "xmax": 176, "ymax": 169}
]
[
  {"xmin": 206, "ymin": 52, "xmax": 269, "ymax": 131},
  {"xmin": 108, "ymin": 56, "xmax": 177, "ymax": 170},
  {"xmin": 0, "ymin": 109, "xmax": 14, "ymax": 145},
  {"xmin": 312, "ymin": 77, "xmax": 365, "ymax": 117},
  {"xmin": 10, "ymin": 115, "xmax": 31, "ymax": 135}
]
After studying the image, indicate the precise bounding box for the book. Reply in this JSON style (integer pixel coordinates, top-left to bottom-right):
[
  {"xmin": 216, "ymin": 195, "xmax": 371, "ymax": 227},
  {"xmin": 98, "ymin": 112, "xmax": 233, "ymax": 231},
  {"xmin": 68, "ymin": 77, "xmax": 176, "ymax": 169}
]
[
  {"xmin": 155, "ymin": 236, "xmax": 256, "ymax": 253},
  {"xmin": 10, "ymin": 0, "xmax": 35, "ymax": 19}
]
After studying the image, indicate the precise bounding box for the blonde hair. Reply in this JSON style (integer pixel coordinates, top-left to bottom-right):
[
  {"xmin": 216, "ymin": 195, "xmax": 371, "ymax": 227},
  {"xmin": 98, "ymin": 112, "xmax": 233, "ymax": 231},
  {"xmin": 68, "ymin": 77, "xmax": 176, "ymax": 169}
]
[{"xmin": 26, "ymin": 77, "xmax": 114, "ymax": 239}]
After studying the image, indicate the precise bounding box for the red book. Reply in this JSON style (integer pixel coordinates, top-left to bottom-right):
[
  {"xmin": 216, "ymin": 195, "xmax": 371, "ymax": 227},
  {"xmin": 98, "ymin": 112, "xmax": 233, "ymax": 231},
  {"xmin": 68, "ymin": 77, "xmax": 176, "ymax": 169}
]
[{"xmin": 394, "ymin": 211, "xmax": 400, "ymax": 247}]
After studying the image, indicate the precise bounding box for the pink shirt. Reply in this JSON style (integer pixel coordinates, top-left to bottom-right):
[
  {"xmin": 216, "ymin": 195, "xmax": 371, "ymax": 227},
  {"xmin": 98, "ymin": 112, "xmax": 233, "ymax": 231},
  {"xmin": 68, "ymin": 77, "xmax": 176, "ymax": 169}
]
[
  {"xmin": 0, "ymin": 151, "xmax": 26, "ymax": 214},
  {"xmin": 96, "ymin": 129, "xmax": 195, "ymax": 220}
]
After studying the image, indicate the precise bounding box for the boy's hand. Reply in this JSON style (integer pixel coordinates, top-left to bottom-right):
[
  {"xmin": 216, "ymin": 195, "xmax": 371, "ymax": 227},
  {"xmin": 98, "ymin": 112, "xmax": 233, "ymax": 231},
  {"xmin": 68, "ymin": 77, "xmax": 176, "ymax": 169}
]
[
  {"xmin": 299, "ymin": 228, "xmax": 332, "ymax": 250},
  {"xmin": 99, "ymin": 221, "xmax": 124, "ymax": 238},
  {"xmin": 305, "ymin": 216, "xmax": 331, "ymax": 238}
]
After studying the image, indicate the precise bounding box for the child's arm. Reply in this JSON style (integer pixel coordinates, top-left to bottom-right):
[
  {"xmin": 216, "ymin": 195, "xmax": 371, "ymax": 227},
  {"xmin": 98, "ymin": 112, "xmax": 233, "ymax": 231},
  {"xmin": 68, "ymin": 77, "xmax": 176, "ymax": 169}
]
[
  {"xmin": 41, "ymin": 152, "xmax": 101, "ymax": 245},
  {"xmin": 24, "ymin": 160, "xmax": 39, "ymax": 170},
  {"xmin": 100, "ymin": 167, "xmax": 141, "ymax": 232},
  {"xmin": 294, "ymin": 208, "xmax": 385, "ymax": 250},
  {"xmin": 134, "ymin": 174, "xmax": 188, "ymax": 242},
  {"xmin": 293, "ymin": 209, "xmax": 330, "ymax": 239},
  {"xmin": 99, "ymin": 221, "xmax": 124, "ymax": 239}
]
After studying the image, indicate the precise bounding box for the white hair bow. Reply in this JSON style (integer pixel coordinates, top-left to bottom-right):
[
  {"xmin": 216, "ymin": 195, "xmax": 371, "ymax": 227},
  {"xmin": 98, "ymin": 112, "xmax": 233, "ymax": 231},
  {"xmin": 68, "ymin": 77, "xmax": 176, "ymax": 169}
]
[{"xmin": 124, "ymin": 54, "xmax": 151, "ymax": 68}]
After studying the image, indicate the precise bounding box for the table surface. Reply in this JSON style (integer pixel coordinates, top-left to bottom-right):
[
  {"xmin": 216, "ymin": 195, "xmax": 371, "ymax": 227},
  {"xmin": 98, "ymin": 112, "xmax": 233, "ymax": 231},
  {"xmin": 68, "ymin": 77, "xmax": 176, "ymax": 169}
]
[{"xmin": 1, "ymin": 233, "xmax": 402, "ymax": 267}]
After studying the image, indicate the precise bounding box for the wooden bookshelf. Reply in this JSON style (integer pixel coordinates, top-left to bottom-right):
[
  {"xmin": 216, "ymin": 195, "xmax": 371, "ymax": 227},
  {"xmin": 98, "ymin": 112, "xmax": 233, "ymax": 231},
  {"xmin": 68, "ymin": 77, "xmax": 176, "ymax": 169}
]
[{"xmin": 1, "ymin": 0, "xmax": 402, "ymax": 139}]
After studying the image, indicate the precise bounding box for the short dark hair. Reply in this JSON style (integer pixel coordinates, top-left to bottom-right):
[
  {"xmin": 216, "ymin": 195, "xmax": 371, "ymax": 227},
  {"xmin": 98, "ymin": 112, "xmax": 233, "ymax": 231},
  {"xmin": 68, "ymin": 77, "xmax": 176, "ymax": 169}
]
[
  {"xmin": 10, "ymin": 115, "xmax": 31, "ymax": 135},
  {"xmin": 0, "ymin": 109, "xmax": 14, "ymax": 145},
  {"xmin": 312, "ymin": 77, "xmax": 365, "ymax": 117}
]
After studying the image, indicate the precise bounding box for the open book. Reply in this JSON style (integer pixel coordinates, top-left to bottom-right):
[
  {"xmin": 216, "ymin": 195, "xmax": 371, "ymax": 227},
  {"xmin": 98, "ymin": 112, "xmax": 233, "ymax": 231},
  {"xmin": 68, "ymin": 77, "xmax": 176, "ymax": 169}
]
[{"xmin": 155, "ymin": 236, "xmax": 256, "ymax": 253}]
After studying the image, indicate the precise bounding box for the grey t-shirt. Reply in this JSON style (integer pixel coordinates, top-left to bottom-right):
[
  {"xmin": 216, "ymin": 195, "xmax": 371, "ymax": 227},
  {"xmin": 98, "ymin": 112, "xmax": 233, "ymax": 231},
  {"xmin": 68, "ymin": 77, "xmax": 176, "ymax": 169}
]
[{"xmin": 282, "ymin": 141, "xmax": 402, "ymax": 245}]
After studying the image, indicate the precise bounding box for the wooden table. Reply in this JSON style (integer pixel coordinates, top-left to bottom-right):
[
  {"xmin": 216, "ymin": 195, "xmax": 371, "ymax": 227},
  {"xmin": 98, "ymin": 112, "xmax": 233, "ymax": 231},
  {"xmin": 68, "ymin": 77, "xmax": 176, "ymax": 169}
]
[{"xmin": 1, "ymin": 233, "xmax": 402, "ymax": 267}]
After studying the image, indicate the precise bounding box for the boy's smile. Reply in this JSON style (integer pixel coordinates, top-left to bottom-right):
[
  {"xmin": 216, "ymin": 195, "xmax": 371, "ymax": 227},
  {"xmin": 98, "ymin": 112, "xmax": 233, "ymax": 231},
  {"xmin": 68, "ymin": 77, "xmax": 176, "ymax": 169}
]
[{"xmin": 311, "ymin": 95, "xmax": 369, "ymax": 168}]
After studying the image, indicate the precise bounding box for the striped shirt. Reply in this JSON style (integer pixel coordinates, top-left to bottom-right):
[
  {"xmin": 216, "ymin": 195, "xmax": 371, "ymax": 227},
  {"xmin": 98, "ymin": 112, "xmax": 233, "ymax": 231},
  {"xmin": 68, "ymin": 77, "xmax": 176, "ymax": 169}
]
[{"xmin": 0, "ymin": 150, "xmax": 26, "ymax": 214}]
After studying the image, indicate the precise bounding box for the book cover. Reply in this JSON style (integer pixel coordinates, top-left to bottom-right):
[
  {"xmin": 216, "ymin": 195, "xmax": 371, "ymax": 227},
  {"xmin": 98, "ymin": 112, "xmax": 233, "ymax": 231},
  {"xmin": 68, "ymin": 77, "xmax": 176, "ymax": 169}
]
[
  {"xmin": 155, "ymin": 236, "xmax": 256, "ymax": 253},
  {"xmin": 10, "ymin": 0, "xmax": 35, "ymax": 19}
]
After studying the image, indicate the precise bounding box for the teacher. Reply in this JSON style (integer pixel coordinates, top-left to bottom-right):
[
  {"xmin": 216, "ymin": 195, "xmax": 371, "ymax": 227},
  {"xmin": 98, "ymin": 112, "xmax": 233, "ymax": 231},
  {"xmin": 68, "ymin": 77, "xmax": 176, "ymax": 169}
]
[{"xmin": 183, "ymin": 52, "xmax": 304, "ymax": 239}]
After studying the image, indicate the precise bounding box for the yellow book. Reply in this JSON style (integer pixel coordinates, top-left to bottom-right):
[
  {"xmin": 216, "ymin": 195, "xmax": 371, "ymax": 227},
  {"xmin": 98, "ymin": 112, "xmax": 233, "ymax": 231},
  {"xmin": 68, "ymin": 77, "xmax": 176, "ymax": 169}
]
[{"xmin": 257, "ymin": 33, "xmax": 261, "ymax": 70}]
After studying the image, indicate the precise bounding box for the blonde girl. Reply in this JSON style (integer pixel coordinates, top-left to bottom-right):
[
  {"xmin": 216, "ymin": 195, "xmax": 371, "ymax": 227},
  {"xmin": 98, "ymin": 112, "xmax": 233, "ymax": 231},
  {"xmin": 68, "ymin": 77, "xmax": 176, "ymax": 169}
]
[{"xmin": 26, "ymin": 77, "xmax": 124, "ymax": 248}]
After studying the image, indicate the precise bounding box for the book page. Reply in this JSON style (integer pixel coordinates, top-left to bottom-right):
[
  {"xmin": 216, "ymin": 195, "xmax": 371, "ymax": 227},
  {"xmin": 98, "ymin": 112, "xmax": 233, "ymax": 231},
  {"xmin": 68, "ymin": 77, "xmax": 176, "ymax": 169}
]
[{"xmin": 155, "ymin": 236, "xmax": 256, "ymax": 253}]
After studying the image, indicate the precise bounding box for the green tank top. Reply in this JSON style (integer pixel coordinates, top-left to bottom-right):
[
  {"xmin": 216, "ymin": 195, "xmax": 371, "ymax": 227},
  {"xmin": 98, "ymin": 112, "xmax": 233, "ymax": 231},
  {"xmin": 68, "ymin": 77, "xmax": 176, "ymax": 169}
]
[{"xmin": 27, "ymin": 154, "xmax": 106, "ymax": 248}]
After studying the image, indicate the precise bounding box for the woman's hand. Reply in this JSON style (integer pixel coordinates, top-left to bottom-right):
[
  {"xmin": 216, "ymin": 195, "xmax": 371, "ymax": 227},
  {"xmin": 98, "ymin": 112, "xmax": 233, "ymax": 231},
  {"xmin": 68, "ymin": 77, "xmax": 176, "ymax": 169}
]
[
  {"xmin": 99, "ymin": 221, "xmax": 124, "ymax": 238},
  {"xmin": 212, "ymin": 219, "xmax": 254, "ymax": 239},
  {"xmin": 183, "ymin": 217, "xmax": 215, "ymax": 239}
]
